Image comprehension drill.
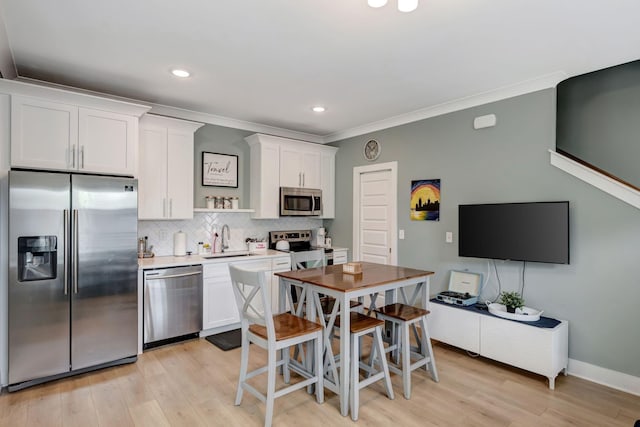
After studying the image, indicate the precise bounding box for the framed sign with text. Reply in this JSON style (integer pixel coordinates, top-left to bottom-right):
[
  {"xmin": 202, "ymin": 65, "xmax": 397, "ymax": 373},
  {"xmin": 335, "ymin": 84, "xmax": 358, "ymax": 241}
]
[{"xmin": 202, "ymin": 152, "xmax": 238, "ymax": 187}]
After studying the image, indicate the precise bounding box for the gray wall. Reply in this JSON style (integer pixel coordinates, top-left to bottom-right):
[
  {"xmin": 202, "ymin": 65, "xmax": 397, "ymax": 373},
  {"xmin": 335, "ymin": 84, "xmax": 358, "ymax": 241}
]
[
  {"xmin": 193, "ymin": 124, "xmax": 253, "ymax": 209},
  {"xmin": 326, "ymin": 89, "xmax": 640, "ymax": 377},
  {"xmin": 557, "ymin": 60, "xmax": 640, "ymax": 187}
]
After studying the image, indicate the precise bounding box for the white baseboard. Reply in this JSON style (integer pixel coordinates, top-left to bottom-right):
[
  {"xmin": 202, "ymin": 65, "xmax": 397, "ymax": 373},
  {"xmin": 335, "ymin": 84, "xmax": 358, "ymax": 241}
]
[
  {"xmin": 568, "ymin": 358, "xmax": 640, "ymax": 396},
  {"xmin": 199, "ymin": 322, "xmax": 241, "ymax": 338}
]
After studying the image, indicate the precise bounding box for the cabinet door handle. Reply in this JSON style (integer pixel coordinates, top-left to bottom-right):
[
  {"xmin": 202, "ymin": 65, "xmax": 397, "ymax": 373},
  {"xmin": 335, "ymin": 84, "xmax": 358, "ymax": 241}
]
[
  {"xmin": 169, "ymin": 199, "xmax": 173, "ymax": 217},
  {"xmin": 80, "ymin": 145, "xmax": 85, "ymax": 169},
  {"xmin": 298, "ymin": 172, "xmax": 302, "ymax": 187},
  {"xmin": 302, "ymin": 172, "xmax": 305, "ymax": 187},
  {"xmin": 163, "ymin": 198, "xmax": 167, "ymax": 218},
  {"xmin": 71, "ymin": 145, "xmax": 76, "ymax": 168}
]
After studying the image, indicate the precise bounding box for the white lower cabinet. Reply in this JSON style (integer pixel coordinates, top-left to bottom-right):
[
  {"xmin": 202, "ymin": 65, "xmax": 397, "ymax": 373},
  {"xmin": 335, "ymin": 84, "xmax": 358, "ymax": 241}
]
[
  {"xmin": 428, "ymin": 302, "xmax": 568, "ymax": 389},
  {"xmin": 271, "ymin": 255, "xmax": 292, "ymax": 313},
  {"xmin": 332, "ymin": 248, "xmax": 348, "ymax": 265},
  {"xmin": 202, "ymin": 256, "xmax": 291, "ymax": 332},
  {"xmin": 202, "ymin": 263, "xmax": 240, "ymax": 330}
]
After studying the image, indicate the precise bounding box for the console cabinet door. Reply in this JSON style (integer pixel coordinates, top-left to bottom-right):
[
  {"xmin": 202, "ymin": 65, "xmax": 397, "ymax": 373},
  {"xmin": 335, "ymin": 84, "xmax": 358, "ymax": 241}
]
[
  {"xmin": 78, "ymin": 108, "xmax": 136, "ymax": 176},
  {"xmin": 11, "ymin": 96, "xmax": 78, "ymax": 171},
  {"xmin": 427, "ymin": 303, "xmax": 480, "ymax": 353}
]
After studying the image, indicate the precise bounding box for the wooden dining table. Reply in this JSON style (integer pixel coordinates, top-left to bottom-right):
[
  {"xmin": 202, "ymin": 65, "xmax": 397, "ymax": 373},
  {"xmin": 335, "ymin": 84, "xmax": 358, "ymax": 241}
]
[{"xmin": 275, "ymin": 261, "xmax": 437, "ymax": 417}]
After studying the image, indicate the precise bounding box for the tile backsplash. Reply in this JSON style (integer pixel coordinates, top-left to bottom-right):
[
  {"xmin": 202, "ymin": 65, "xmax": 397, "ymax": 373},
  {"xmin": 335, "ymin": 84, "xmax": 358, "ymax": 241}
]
[{"xmin": 139, "ymin": 213, "xmax": 322, "ymax": 256}]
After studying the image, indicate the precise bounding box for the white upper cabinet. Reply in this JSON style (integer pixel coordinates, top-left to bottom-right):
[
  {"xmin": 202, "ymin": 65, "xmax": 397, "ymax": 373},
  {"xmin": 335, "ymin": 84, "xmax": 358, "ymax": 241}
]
[
  {"xmin": 11, "ymin": 96, "xmax": 78, "ymax": 171},
  {"xmin": 78, "ymin": 108, "xmax": 137, "ymax": 176},
  {"xmin": 9, "ymin": 85, "xmax": 149, "ymax": 176},
  {"xmin": 246, "ymin": 134, "xmax": 281, "ymax": 219},
  {"xmin": 245, "ymin": 133, "xmax": 337, "ymax": 219},
  {"xmin": 279, "ymin": 143, "xmax": 321, "ymax": 189},
  {"xmin": 138, "ymin": 114, "xmax": 204, "ymax": 220}
]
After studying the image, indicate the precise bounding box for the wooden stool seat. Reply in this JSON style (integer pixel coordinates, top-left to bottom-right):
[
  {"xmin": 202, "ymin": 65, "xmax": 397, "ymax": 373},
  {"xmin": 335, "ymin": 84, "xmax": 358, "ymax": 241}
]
[
  {"xmin": 249, "ymin": 313, "xmax": 323, "ymax": 341},
  {"xmin": 375, "ymin": 302, "xmax": 429, "ymax": 321},
  {"xmin": 335, "ymin": 312, "xmax": 384, "ymax": 334}
]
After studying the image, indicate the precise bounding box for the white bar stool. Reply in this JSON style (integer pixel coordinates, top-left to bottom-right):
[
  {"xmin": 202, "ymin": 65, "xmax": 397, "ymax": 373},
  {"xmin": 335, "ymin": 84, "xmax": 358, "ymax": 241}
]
[
  {"xmin": 336, "ymin": 312, "xmax": 394, "ymax": 421},
  {"xmin": 374, "ymin": 303, "xmax": 439, "ymax": 399}
]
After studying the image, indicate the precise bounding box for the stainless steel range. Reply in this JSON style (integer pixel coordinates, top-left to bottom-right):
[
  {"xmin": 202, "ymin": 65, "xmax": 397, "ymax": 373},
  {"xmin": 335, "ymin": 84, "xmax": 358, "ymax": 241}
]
[{"xmin": 269, "ymin": 230, "xmax": 333, "ymax": 264}]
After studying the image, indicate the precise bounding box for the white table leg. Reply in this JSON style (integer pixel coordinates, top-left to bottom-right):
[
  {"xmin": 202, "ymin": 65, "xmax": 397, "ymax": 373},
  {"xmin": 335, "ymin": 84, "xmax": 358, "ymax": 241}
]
[{"xmin": 339, "ymin": 293, "xmax": 350, "ymax": 417}]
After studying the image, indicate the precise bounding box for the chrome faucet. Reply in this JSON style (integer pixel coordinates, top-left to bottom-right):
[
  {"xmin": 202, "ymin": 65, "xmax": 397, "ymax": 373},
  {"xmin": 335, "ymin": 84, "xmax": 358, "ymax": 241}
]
[{"xmin": 221, "ymin": 224, "xmax": 230, "ymax": 252}]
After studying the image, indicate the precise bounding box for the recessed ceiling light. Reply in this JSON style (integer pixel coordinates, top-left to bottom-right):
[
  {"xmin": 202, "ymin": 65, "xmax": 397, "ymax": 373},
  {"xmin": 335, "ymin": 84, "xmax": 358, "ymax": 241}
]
[
  {"xmin": 312, "ymin": 106, "xmax": 326, "ymax": 113},
  {"xmin": 171, "ymin": 69, "xmax": 190, "ymax": 78},
  {"xmin": 368, "ymin": 0, "xmax": 388, "ymax": 7}
]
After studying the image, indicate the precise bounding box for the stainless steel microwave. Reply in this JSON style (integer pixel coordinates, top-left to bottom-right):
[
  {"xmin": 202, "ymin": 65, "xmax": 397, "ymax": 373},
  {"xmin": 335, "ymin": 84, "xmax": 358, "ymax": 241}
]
[{"xmin": 280, "ymin": 187, "xmax": 322, "ymax": 216}]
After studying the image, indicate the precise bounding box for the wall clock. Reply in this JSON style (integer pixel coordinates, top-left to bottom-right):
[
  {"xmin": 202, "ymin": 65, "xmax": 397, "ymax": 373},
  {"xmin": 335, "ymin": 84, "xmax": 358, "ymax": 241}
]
[{"xmin": 363, "ymin": 139, "xmax": 381, "ymax": 161}]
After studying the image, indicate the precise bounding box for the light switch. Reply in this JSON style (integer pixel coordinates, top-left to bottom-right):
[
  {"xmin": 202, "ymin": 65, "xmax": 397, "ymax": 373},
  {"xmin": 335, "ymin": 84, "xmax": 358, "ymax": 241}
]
[
  {"xmin": 445, "ymin": 231, "xmax": 453, "ymax": 243},
  {"xmin": 399, "ymin": 230, "xmax": 405, "ymax": 240}
]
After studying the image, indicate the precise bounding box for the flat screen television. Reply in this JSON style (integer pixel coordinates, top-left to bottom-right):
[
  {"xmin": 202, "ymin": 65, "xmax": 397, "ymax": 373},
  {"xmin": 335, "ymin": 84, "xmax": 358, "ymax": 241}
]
[{"xmin": 458, "ymin": 202, "xmax": 570, "ymax": 264}]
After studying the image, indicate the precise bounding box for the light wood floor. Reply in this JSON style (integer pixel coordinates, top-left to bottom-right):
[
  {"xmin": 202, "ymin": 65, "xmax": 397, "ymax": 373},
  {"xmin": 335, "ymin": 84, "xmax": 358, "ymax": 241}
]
[{"xmin": 1, "ymin": 338, "xmax": 639, "ymax": 427}]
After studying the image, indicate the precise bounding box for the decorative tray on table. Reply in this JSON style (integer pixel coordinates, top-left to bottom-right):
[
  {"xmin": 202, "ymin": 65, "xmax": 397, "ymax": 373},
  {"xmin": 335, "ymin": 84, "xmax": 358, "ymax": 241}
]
[
  {"xmin": 487, "ymin": 303, "xmax": 543, "ymax": 322},
  {"xmin": 342, "ymin": 262, "xmax": 363, "ymax": 275}
]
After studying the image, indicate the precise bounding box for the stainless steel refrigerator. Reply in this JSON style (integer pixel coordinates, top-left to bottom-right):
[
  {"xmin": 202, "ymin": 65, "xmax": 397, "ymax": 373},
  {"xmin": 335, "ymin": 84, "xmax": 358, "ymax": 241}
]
[{"xmin": 8, "ymin": 170, "xmax": 138, "ymax": 390}]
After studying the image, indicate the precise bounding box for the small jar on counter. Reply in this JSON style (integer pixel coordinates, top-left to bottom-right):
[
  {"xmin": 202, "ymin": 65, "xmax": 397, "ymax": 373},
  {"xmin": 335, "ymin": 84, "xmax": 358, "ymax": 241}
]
[
  {"xmin": 223, "ymin": 197, "xmax": 232, "ymax": 209},
  {"xmin": 231, "ymin": 197, "xmax": 239, "ymax": 210}
]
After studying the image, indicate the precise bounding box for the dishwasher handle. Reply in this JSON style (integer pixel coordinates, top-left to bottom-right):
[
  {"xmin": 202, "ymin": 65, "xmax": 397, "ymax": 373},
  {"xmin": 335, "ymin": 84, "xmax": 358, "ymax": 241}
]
[{"xmin": 145, "ymin": 271, "xmax": 202, "ymax": 280}]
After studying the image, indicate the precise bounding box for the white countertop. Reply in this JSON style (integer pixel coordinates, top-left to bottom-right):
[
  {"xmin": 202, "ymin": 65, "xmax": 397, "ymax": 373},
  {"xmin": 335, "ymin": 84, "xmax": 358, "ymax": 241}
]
[
  {"xmin": 138, "ymin": 249, "xmax": 286, "ymax": 269},
  {"xmin": 138, "ymin": 247, "xmax": 348, "ymax": 270}
]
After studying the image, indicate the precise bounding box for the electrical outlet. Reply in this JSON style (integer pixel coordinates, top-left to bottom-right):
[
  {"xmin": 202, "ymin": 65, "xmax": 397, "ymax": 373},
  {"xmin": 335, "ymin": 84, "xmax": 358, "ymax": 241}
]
[
  {"xmin": 399, "ymin": 229, "xmax": 405, "ymax": 239},
  {"xmin": 158, "ymin": 229, "xmax": 167, "ymax": 240},
  {"xmin": 445, "ymin": 231, "xmax": 453, "ymax": 243}
]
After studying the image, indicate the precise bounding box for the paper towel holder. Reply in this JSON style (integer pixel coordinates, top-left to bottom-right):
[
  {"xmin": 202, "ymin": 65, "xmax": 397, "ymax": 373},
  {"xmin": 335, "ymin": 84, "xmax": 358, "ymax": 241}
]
[{"xmin": 173, "ymin": 230, "xmax": 187, "ymax": 256}]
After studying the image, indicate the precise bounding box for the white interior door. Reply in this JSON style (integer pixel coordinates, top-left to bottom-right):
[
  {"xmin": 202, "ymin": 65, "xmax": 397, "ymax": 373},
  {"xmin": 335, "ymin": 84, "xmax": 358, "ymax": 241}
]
[{"xmin": 353, "ymin": 162, "xmax": 397, "ymax": 265}]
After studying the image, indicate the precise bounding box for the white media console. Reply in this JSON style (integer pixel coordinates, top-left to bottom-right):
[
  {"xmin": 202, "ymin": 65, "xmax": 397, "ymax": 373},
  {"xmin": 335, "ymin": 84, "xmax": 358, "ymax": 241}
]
[{"xmin": 427, "ymin": 301, "xmax": 568, "ymax": 389}]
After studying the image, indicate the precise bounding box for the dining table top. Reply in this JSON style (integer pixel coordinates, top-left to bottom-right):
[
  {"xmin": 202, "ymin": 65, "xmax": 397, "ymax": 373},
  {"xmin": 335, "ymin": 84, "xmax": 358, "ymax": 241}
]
[{"xmin": 274, "ymin": 261, "xmax": 434, "ymax": 293}]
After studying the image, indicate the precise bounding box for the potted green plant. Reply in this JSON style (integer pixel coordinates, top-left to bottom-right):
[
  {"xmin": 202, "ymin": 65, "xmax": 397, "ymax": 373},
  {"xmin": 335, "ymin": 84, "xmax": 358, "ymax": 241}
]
[{"xmin": 499, "ymin": 291, "xmax": 525, "ymax": 313}]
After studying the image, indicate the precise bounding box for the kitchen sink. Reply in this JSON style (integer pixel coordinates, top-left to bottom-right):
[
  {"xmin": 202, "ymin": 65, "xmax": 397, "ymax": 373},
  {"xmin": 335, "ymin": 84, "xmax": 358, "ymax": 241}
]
[{"xmin": 200, "ymin": 250, "xmax": 255, "ymax": 259}]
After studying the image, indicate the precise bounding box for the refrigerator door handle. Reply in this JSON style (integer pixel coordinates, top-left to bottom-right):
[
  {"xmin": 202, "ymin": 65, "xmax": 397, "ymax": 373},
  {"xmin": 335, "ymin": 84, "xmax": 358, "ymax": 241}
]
[
  {"xmin": 73, "ymin": 209, "xmax": 79, "ymax": 294},
  {"xmin": 64, "ymin": 209, "xmax": 69, "ymax": 295}
]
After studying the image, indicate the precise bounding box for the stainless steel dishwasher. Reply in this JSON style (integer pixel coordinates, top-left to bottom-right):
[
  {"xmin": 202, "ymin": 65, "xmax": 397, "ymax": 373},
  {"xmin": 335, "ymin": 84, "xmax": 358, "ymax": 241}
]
[{"xmin": 143, "ymin": 265, "xmax": 203, "ymax": 348}]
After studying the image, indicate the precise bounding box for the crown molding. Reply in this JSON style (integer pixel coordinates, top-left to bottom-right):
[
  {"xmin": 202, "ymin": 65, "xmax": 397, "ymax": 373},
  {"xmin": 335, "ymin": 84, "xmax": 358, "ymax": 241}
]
[
  {"xmin": 13, "ymin": 77, "xmax": 324, "ymax": 143},
  {"xmin": 10, "ymin": 71, "xmax": 568, "ymax": 145},
  {"xmin": 322, "ymin": 71, "xmax": 567, "ymax": 143},
  {"xmin": 148, "ymin": 104, "xmax": 325, "ymax": 143}
]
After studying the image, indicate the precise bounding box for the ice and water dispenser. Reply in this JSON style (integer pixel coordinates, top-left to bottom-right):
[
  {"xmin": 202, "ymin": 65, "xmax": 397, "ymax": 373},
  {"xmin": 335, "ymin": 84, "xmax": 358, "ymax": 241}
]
[{"xmin": 17, "ymin": 236, "xmax": 57, "ymax": 281}]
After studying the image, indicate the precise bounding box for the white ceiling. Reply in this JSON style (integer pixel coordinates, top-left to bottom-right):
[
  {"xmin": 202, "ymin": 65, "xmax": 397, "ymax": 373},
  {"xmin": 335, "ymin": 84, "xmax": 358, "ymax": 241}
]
[{"xmin": 1, "ymin": 0, "xmax": 640, "ymax": 142}]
